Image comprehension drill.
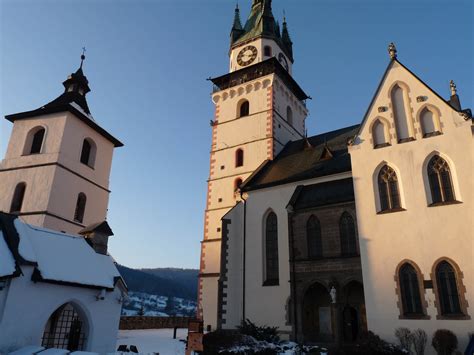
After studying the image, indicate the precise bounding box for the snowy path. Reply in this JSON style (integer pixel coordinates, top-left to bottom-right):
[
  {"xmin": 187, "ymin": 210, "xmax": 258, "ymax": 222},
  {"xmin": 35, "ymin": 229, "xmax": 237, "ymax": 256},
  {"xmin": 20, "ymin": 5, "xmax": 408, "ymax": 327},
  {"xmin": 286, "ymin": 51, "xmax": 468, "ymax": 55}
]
[{"xmin": 116, "ymin": 329, "xmax": 187, "ymax": 355}]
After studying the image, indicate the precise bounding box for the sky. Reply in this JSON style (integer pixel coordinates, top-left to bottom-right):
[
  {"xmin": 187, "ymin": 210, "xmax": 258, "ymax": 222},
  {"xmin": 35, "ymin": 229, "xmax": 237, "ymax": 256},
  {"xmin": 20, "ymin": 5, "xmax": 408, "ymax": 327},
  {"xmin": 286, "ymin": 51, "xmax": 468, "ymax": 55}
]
[{"xmin": 0, "ymin": 0, "xmax": 472, "ymax": 269}]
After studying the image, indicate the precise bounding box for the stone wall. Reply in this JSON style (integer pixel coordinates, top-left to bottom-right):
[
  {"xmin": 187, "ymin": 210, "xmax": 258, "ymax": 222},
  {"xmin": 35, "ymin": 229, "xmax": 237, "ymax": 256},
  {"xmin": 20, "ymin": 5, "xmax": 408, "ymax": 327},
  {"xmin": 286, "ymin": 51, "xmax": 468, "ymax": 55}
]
[{"xmin": 119, "ymin": 316, "xmax": 192, "ymax": 330}]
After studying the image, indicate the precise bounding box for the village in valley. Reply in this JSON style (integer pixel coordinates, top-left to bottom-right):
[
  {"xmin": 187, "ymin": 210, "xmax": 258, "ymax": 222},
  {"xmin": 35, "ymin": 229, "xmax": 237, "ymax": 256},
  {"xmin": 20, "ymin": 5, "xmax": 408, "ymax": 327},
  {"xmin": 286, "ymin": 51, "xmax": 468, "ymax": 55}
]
[{"xmin": 0, "ymin": 0, "xmax": 472, "ymax": 354}]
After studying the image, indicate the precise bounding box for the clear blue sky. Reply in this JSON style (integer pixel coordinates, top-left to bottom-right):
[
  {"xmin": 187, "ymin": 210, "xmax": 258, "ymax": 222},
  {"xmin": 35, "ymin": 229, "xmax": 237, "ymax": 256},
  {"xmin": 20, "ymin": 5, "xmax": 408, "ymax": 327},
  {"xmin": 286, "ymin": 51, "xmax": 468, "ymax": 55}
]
[{"xmin": 1, "ymin": 0, "xmax": 472, "ymax": 269}]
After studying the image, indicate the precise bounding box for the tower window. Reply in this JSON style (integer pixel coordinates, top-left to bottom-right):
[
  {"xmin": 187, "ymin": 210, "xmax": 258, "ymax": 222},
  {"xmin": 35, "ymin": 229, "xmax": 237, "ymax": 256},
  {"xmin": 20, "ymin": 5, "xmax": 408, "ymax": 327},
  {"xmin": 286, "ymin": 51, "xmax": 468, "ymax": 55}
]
[
  {"xmin": 399, "ymin": 263, "xmax": 423, "ymax": 316},
  {"xmin": 74, "ymin": 193, "xmax": 87, "ymax": 223},
  {"xmin": 235, "ymin": 149, "xmax": 244, "ymax": 167},
  {"xmin": 264, "ymin": 211, "xmax": 279, "ymax": 285},
  {"xmin": 234, "ymin": 178, "xmax": 243, "ymax": 192},
  {"xmin": 286, "ymin": 106, "xmax": 293, "ymax": 126},
  {"xmin": 377, "ymin": 165, "xmax": 401, "ymax": 212},
  {"xmin": 238, "ymin": 100, "xmax": 250, "ymax": 117},
  {"xmin": 80, "ymin": 138, "xmax": 96, "ymax": 168},
  {"xmin": 10, "ymin": 182, "xmax": 26, "ymax": 213},
  {"xmin": 428, "ymin": 155, "xmax": 455, "ymax": 204},
  {"xmin": 339, "ymin": 212, "xmax": 357, "ymax": 256},
  {"xmin": 24, "ymin": 127, "xmax": 46, "ymax": 155},
  {"xmin": 306, "ymin": 215, "xmax": 322, "ymax": 258},
  {"xmin": 264, "ymin": 46, "xmax": 272, "ymax": 57}
]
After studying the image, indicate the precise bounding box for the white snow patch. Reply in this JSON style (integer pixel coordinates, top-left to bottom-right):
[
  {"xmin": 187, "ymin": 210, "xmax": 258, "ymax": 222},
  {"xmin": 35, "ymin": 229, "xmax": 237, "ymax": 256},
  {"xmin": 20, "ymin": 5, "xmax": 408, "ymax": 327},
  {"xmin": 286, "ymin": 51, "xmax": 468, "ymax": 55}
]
[
  {"xmin": 116, "ymin": 329, "xmax": 187, "ymax": 355},
  {"xmin": 0, "ymin": 231, "xmax": 16, "ymax": 277},
  {"xmin": 37, "ymin": 349, "xmax": 69, "ymax": 355},
  {"xmin": 8, "ymin": 345, "xmax": 45, "ymax": 355},
  {"xmin": 69, "ymin": 102, "xmax": 95, "ymax": 121}
]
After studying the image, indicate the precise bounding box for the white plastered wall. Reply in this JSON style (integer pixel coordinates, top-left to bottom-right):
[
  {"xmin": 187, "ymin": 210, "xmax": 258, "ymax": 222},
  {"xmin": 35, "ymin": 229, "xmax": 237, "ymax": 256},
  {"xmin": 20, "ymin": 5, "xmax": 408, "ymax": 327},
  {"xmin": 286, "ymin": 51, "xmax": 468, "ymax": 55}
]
[{"xmin": 349, "ymin": 60, "xmax": 473, "ymax": 353}]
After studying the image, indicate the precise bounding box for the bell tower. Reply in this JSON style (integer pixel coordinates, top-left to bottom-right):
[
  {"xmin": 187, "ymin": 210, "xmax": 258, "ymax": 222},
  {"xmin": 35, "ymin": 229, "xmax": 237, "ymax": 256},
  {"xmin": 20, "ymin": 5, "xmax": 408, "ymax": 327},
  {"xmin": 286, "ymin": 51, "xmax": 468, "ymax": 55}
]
[
  {"xmin": 198, "ymin": 0, "xmax": 309, "ymax": 329},
  {"xmin": 0, "ymin": 54, "xmax": 123, "ymax": 234}
]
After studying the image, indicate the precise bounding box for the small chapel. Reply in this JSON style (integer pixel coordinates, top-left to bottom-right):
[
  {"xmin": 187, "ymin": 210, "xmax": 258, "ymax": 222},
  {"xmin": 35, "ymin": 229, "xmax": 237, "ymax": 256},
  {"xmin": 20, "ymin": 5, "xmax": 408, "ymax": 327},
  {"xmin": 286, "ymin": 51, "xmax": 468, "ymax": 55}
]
[
  {"xmin": 0, "ymin": 55, "xmax": 126, "ymax": 353},
  {"xmin": 199, "ymin": 0, "xmax": 473, "ymax": 352}
]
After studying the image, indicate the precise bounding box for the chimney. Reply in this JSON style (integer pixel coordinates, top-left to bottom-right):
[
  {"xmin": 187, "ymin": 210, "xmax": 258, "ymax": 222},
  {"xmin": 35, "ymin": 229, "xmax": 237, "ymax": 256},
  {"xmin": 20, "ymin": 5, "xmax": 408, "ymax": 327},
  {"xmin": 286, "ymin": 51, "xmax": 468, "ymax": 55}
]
[{"xmin": 79, "ymin": 221, "xmax": 114, "ymax": 255}]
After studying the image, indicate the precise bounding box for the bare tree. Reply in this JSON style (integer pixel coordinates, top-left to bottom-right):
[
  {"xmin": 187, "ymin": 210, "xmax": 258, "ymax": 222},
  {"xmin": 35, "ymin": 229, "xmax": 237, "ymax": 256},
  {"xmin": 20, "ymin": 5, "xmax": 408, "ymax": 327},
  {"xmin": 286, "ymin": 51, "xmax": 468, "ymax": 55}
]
[
  {"xmin": 395, "ymin": 327, "xmax": 412, "ymax": 354},
  {"xmin": 412, "ymin": 329, "xmax": 427, "ymax": 355}
]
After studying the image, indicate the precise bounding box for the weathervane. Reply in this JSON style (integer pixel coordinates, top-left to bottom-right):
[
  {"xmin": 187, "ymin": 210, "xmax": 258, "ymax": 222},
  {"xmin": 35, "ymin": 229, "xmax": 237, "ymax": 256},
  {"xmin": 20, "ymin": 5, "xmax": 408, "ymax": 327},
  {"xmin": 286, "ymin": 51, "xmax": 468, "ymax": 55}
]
[
  {"xmin": 388, "ymin": 42, "xmax": 397, "ymax": 59},
  {"xmin": 80, "ymin": 47, "xmax": 86, "ymax": 68}
]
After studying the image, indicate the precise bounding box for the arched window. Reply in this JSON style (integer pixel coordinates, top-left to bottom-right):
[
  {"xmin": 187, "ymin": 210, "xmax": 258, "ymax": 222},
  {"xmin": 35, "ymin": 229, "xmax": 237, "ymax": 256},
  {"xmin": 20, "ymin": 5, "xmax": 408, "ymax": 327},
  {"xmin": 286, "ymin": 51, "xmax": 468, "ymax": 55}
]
[
  {"xmin": 42, "ymin": 303, "xmax": 87, "ymax": 350},
  {"xmin": 80, "ymin": 138, "xmax": 96, "ymax": 167},
  {"xmin": 235, "ymin": 149, "xmax": 244, "ymax": 167},
  {"xmin": 372, "ymin": 119, "xmax": 388, "ymax": 147},
  {"xmin": 428, "ymin": 155, "xmax": 455, "ymax": 204},
  {"xmin": 436, "ymin": 261, "xmax": 462, "ymax": 315},
  {"xmin": 378, "ymin": 165, "xmax": 401, "ymax": 211},
  {"xmin": 10, "ymin": 182, "xmax": 26, "ymax": 213},
  {"xmin": 399, "ymin": 263, "xmax": 423, "ymax": 315},
  {"xmin": 234, "ymin": 178, "xmax": 243, "ymax": 191},
  {"xmin": 24, "ymin": 127, "xmax": 46, "ymax": 155},
  {"xmin": 339, "ymin": 212, "xmax": 357, "ymax": 255},
  {"xmin": 391, "ymin": 85, "xmax": 411, "ymax": 142},
  {"xmin": 264, "ymin": 212, "xmax": 279, "ymax": 284},
  {"xmin": 239, "ymin": 100, "xmax": 249, "ymax": 117},
  {"xmin": 74, "ymin": 193, "xmax": 87, "ymax": 223},
  {"xmin": 420, "ymin": 108, "xmax": 438, "ymax": 137},
  {"xmin": 264, "ymin": 46, "xmax": 272, "ymax": 57},
  {"xmin": 306, "ymin": 215, "xmax": 322, "ymax": 258},
  {"xmin": 286, "ymin": 106, "xmax": 293, "ymax": 126}
]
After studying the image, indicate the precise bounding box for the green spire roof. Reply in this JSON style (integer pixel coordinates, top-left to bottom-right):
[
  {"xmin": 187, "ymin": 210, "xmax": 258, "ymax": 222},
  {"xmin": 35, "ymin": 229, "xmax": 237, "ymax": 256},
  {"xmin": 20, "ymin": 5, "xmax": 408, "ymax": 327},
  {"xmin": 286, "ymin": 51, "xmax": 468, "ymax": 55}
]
[{"xmin": 230, "ymin": 0, "xmax": 293, "ymax": 61}]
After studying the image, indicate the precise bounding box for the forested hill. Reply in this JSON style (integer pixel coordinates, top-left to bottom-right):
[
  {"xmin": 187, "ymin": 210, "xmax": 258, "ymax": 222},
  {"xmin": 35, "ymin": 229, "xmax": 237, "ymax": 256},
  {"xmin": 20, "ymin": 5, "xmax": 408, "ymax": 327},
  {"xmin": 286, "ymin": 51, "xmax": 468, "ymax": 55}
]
[{"xmin": 117, "ymin": 265, "xmax": 198, "ymax": 301}]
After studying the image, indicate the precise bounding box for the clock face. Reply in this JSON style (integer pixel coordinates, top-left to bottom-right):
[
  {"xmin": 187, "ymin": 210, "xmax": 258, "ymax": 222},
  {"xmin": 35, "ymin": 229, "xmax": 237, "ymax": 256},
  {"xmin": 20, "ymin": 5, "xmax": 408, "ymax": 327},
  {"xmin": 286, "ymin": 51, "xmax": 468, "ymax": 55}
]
[
  {"xmin": 237, "ymin": 45, "xmax": 258, "ymax": 67},
  {"xmin": 278, "ymin": 53, "xmax": 289, "ymax": 71}
]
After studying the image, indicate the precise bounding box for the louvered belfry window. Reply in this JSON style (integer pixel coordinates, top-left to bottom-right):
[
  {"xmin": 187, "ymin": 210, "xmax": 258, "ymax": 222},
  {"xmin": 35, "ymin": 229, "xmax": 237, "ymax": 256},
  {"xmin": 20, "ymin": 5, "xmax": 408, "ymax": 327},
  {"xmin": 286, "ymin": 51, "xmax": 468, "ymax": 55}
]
[
  {"xmin": 378, "ymin": 165, "xmax": 401, "ymax": 211},
  {"xmin": 428, "ymin": 155, "xmax": 455, "ymax": 204},
  {"xmin": 74, "ymin": 193, "xmax": 87, "ymax": 223},
  {"xmin": 10, "ymin": 183, "xmax": 26, "ymax": 213}
]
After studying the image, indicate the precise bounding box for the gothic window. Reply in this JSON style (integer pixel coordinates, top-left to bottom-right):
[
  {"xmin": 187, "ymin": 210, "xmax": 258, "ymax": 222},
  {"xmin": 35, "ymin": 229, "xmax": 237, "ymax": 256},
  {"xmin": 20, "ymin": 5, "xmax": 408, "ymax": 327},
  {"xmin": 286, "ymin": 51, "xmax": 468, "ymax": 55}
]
[
  {"xmin": 239, "ymin": 100, "xmax": 250, "ymax": 117},
  {"xmin": 428, "ymin": 155, "xmax": 455, "ymax": 204},
  {"xmin": 306, "ymin": 215, "xmax": 322, "ymax": 258},
  {"xmin": 378, "ymin": 165, "xmax": 401, "ymax": 212},
  {"xmin": 339, "ymin": 212, "xmax": 357, "ymax": 256},
  {"xmin": 24, "ymin": 127, "xmax": 46, "ymax": 155},
  {"xmin": 399, "ymin": 263, "xmax": 423, "ymax": 315},
  {"xmin": 436, "ymin": 261, "xmax": 462, "ymax": 315},
  {"xmin": 391, "ymin": 84, "xmax": 412, "ymax": 142},
  {"xmin": 420, "ymin": 108, "xmax": 438, "ymax": 137},
  {"xmin": 264, "ymin": 212, "xmax": 279, "ymax": 284},
  {"xmin": 74, "ymin": 193, "xmax": 87, "ymax": 223},
  {"xmin": 234, "ymin": 178, "xmax": 243, "ymax": 191},
  {"xmin": 264, "ymin": 46, "xmax": 272, "ymax": 57},
  {"xmin": 372, "ymin": 119, "xmax": 388, "ymax": 148},
  {"xmin": 286, "ymin": 106, "xmax": 293, "ymax": 126},
  {"xmin": 235, "ymin": 149, "xmax": 244, "ymax": 167},
  {"xmin": 80, "ymin": 138, "xmax": 96, "ymax": 168},
  {"xmin": 10, "ymin": 182, "xmax": 26, "ymax": 213}
]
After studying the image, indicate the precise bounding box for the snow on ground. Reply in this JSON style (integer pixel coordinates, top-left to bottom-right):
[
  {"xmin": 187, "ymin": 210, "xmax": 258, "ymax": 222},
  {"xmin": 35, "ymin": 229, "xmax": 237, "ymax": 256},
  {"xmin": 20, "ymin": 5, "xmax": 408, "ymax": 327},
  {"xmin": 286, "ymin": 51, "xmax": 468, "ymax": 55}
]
[{"xmin": 116, "ymin": 329, "xmax": 187, "ymax": 355}]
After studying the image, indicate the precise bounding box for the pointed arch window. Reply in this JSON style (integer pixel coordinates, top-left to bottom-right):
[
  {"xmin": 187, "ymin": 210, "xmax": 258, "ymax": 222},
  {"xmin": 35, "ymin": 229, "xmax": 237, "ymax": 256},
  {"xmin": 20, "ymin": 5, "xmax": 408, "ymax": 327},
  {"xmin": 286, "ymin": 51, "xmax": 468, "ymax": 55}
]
[
  {"xmin": 428, "ymin": 155, "xmax": 455, "ymax": 204},
  {"xmin": 339, "ymin": 212, "xmax": 357, "ymax": 256},
  {"xmin": 306, "ymin": 215, "xmax": 322, "ymax": 258},
  {"xmin": 378, "ymin": 165, "xmax": 401, "ymax": 212},
  {"xmin": 238, "ymin": 100, "xmax": 250, "ymax": 117},
  {"xmin": 80, "ymin": 138, "xmax": 96, "ymax": 168},
  {"xmin": 372, "ymin": 119, "xmax": 389, "ymax": 148},
  {"xmin": 420, "ymin": 108, "xmax": 439, "ymax": 137},
  {"xmin": 10, "ymin": 182, "xmax": 26, "ymax": 213},
  {"xmin": 264, "ymin": 212, "xmax": 279, "ymax": 285},
  {"xmin": 235, "ymin": 149, "xmax": 244, "ymax": 167},
  {"xmin": 391, "ymin": 85, "xmax": 412, "ymax": 142},
  {"xmin": 399, "ymin": 263, "xmax": 423, "ymax": 316},
  {"xmin": 436, "ymin": 261, "xmax": 462, "ymax": 315},
  {"xmin": 286, "ymin": 106, "xmax": 293, "ymax": 126},
  {"xmin": 74, "ymin": 193, "xmax": 87, "ymax": 223}
]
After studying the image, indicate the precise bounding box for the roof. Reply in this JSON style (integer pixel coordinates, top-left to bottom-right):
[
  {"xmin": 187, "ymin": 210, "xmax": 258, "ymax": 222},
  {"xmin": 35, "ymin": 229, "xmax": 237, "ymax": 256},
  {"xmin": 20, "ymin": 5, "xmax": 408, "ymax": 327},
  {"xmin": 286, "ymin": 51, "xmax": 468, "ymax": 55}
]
[
  {"xmin": 288, "ymin": 178, "xmax": 355, "ymax": 211},
  {"xmin": 0, "ymin": 213, "xmax": 124, "ymax": 290},
  {"xmin": 241, "ymin": 124, "xmax": 359, "ymax": 191},
  {"xmin": 79, "ymin": 220, "xmax": 114, "ymax": 237},
  {"xmin": 211, "ymin": 57, "xmax": 308, "ymax": 101}
]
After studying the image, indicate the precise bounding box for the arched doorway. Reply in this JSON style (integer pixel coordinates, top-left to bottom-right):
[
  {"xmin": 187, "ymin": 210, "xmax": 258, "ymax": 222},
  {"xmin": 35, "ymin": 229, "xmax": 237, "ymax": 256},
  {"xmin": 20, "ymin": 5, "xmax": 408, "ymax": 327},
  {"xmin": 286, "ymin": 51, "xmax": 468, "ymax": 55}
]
[
  {"xmin": 41, "ymin": 303, "xmax": 88, "ymax": 351},
  {"xmin": 341, "ymin": 281, "xmax": 366, "ymax": 342},
  {"xmin": 302, "ymin": 282, "xmax": 333, "ymax": 342}
]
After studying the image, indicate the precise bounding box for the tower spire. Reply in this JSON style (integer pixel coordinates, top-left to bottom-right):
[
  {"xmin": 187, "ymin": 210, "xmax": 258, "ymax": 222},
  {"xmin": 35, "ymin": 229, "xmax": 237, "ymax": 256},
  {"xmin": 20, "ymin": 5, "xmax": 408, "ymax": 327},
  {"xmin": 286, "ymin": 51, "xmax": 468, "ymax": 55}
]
[
  {"xmin": 230, "ymin": 3, "xmax": 244, "ymax": 44},
  {"xmin": 281, "ymin": 13, "xmax": 293, "ymax": 58}
]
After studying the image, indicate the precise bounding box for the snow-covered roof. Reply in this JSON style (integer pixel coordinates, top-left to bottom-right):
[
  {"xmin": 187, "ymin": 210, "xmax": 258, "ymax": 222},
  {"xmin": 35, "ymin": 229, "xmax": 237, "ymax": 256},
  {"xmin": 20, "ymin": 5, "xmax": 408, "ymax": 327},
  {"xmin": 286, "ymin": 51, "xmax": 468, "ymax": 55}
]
[{"xmin": 0, "ymin": 213, "xmax": 124, "ymax": 290}]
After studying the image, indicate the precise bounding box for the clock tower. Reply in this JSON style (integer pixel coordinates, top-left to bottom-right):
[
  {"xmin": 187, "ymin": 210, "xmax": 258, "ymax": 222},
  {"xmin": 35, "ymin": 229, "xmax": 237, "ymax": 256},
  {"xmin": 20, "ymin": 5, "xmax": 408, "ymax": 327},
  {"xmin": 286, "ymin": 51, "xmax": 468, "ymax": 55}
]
[{"xmin": 198, "ymin": 0, "xmax": 309, "ymax": 329}]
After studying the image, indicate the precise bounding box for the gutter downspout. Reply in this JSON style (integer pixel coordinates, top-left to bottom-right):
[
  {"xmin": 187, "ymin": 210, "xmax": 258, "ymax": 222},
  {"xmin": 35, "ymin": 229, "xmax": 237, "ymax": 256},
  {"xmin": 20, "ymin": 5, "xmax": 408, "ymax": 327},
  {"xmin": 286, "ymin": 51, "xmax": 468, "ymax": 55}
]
[{"xmin": 240, "ymin": 190, "xmax": 247, "ymax": 323}]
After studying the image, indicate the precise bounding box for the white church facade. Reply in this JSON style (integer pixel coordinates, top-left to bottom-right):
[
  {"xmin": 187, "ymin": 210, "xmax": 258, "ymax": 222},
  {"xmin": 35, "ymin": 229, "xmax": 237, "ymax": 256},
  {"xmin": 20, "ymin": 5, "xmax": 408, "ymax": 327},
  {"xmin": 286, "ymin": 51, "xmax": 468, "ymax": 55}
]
[
  {"xmin": 201, "ymin": 0, "xmax": 473, "ymax": 352},
  {"xmin": 0, "ymin": 55, "xmax": 126, "ymax": 353}
]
